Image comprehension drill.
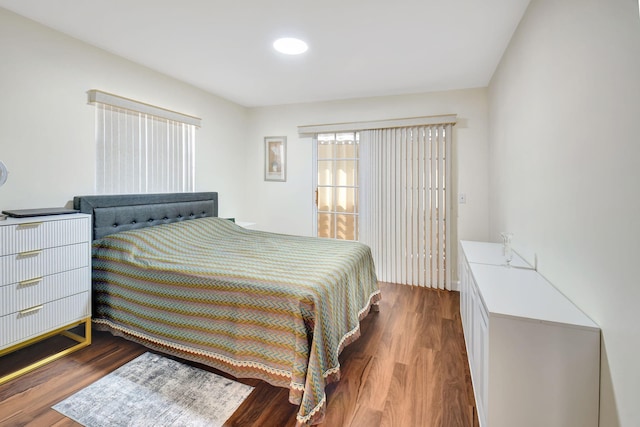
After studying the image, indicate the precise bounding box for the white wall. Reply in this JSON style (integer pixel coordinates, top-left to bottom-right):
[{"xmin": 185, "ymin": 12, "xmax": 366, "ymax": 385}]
[
  {"xmin": 0, "ymin": 8, "xmax": 248, "ymax": 218},
  {"xmin": 488, "ymin": 1, "xmax": 640, "ymax": 425},
  {"xmin": 245, "ymin": 89, "xmax": 490, "ymax": 252},
  {"xmin": 0, "ymin": 6, "xmax": 490, "ymax": 279}
]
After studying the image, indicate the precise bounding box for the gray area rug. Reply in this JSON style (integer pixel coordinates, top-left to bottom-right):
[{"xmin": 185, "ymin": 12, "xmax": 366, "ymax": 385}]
[{"xmin": 53, "ymin": 352, "xmax": 254, "ymax": 427}]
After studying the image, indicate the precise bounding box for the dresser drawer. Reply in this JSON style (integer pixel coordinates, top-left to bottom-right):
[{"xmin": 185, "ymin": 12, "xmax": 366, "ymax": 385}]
[
  {"xmin": 0, "ymin": 267, "xmax": 90, "ymax": 316},
  {"xmin": 0, "ymin": 217, "xmax": 91, "ymax": 256},
  {"xmin": 0, "ymin": 292, "xmax": 90, "ymax": 349},
  {"xmin": 0, "ymin": 243, "xmax": 89, "ymax": 286}
]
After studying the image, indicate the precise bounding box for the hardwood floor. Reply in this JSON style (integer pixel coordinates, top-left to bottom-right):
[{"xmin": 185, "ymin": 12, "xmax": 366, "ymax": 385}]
[{"xmin": 0, "ymin": 282, "xmax": 477, "ymax": 427}]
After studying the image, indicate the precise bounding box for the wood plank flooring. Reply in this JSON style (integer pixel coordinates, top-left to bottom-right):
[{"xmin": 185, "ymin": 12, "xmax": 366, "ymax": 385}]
[{"xmin": 0, "ymin": 282, "xmax": 477, "ymax": 426}]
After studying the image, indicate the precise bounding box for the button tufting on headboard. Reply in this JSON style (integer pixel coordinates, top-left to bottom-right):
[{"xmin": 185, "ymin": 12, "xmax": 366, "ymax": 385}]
[{"xmin": 72, "ymin": 193, "xmax": 218, "ymax": 240}]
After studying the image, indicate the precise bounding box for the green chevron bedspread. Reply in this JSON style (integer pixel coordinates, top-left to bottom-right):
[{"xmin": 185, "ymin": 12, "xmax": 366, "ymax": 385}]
[{"xmin": 91, "ymin": 217, "xmax": 380, "ymax": 425}]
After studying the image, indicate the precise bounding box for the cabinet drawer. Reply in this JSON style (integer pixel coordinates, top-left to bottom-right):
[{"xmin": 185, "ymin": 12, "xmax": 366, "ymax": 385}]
[
  {"xmin": 0, "ymin": 292, "xmax": 90, "ymax": 349},
  {"xmin": 0, "ymin": 217, "xmax": 90, "ymax": 256},
  {"xmin": 0, "ymin": 243, "xmax": 89, "ymax": 286},
  {"xmin": 0, "ymin": 267, "xmax": 90, "ymax": 316}
]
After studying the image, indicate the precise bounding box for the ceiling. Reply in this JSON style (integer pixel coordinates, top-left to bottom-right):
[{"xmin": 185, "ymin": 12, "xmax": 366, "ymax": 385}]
[{"xmin": 0, "ymin": 0, "xmax": 531, "ymax": 107}]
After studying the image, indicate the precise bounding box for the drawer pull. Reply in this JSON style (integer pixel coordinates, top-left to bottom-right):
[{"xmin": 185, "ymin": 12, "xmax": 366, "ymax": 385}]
[
  {"xmin": 17, "ymin": 250, "xmax": 42, "ymax": 258},
  {"xmin": 19, "ymin": 277, "xmax": 43, "ymax": 286},
  {"xmin": 16, "ymin": 222, "xmax": 43, "ymax": 229},
  {"xmin": 19, "ymin": 305, "xmax": 44, "ymax": 315}
]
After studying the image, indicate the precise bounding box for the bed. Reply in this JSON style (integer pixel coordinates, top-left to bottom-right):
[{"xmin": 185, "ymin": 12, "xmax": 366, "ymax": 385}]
[{"xmin": 73, "ymin": 192, "xmax": 381, "ymax": 426}]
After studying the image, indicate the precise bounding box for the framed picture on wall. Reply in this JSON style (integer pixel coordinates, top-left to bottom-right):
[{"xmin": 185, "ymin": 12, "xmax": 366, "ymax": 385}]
[{"xmin": 264, "ymin": 136, "xmax": 287, "ymax": 182}]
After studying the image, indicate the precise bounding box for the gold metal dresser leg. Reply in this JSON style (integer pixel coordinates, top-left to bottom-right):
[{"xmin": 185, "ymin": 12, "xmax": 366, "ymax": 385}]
[{"xmin": 0, "ymin": 317, "xmax": 92, "ymax": 386}]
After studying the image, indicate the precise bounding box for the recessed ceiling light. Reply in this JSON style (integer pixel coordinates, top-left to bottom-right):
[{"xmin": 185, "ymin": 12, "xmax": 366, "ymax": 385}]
[{"xmin": 273, "ymin": 38, "xmax": 308, "ymax": 55}]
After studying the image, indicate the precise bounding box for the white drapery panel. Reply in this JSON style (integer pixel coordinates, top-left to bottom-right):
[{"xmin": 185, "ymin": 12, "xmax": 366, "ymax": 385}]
[
  {"xmin": 359, "ymin": 125, "xmax": 453, "ymax": 289},
  {"xmin": 90, "ymin": 91, "xmax": 198, "ymax": 194}
]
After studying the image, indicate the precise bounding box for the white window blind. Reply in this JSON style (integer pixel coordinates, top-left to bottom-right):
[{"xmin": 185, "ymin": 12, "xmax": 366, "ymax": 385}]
[
  {"xmin": 359, "ymin": 124, "xmax": 453, "ymax": 289},
  {"xmin": 89, "ymin": 90, "xmax": 199, "ymax": 194}
]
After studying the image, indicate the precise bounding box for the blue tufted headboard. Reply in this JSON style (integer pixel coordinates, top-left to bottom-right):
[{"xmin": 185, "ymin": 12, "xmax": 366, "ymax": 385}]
[{"xmin": 73, "ymin": 192, "xmax": 218, "ymax": 240}]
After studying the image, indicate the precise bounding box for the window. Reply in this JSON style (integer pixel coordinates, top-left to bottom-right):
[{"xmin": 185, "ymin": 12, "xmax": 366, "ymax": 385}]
[
  {"xmin": 315, "ymin": 132, "xmax": 359, "ymax": 240},
  {"xmin": 88, "ymin": 90, "xmax": 200, "ymax": 194}
]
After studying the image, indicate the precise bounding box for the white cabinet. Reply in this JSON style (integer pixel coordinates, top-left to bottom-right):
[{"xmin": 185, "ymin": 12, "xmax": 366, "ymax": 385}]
[
  {"xmin": 459, "ymin": 240, "xmax": 600, "ymax": 427},
  {"xmin": 0, "ymin": 214, "xmax": 92, "ymax": 384}
]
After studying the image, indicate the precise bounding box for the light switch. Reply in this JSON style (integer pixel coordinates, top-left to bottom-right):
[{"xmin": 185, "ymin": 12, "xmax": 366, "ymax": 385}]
[{"xmin": 458, "ymin": 193, "xmax": 467, "ymax": 204}]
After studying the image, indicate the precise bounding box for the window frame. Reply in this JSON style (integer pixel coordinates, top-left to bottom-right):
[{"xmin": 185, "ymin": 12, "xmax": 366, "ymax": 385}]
[{"xmin": 313, "ymin": 131, "xmax": 360, "ymax": 241}]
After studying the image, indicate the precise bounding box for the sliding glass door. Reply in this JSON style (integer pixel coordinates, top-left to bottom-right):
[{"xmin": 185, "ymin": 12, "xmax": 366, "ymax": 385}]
[{"xmin": 314, "ymin": 132, "xmax": 359, "ymax": 241}]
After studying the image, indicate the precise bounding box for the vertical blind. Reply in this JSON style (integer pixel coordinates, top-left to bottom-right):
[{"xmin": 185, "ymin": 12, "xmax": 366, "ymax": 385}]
[
  {"xmin": 359, "ymin": 124, "xmax": 453, "ymax": 289},
  {"xmin": 89, "ymin": 90, "xmax": 199, "ymax": 194}
]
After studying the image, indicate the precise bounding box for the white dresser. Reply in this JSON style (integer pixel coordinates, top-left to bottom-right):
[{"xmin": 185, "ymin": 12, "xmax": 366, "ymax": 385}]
[
  {"xmin": 459, "ymin": 240, "xmax": 600, "ymax": 427},
  {"xmin": 0, "ymin": 213, "xmax": 92, "ymax": 384}
]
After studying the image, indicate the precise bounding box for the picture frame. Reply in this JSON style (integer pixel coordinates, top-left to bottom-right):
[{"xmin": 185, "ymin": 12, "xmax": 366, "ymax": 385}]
[{"xmin": 264, "ymin": 136, "xmax": 287, "ymax": 182}]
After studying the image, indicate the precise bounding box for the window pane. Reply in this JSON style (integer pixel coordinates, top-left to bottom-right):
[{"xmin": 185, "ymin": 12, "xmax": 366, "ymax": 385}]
[
  {"xmin": 335, "ymin": 187, "xmax": 357, "ymax": 213},
  {"xmin": 336, "ymin": 133, "xmax": 356, "ymax": 143},
  {"xmin": 336, "ymin": 214, "xmax": 356, "ymax": 240},
  {"xmin": 353, "ymin": 215, "xmax": 359, "ymax": 241},
  {"xmin": 318, "ymin": 187, "xmax": 334, "ymax": 211},
  {"xmin": 318, "ymin": 160, "xmax": 334, "ymax": 186},
  {"xmin": 318, "ymin": 213, "xmax": 335, "ymax": 238},
  {"xmin": 318, "ymin": 133, "xmax": 335, "ymax": 143},
  {"xmin": 335, "ymin": 160, "xmax": 357, "ymax": 186},
  {"xmin": 317, "ymin": 142, "xmax": 334, "ymax": 159},
  {"xmin": 336, "ymin": 142, "xmax": 357, "ymax": 158}
]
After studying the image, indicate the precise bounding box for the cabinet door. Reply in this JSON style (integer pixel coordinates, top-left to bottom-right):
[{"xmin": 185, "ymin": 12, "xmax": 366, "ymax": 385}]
[
  {"xmin": 475, "ymin": 301, "xmax": 489, "ymax": 427},
  {"xmin": 459, "ymin": 254, "xmax": 469, "ymax": 342},
  {"xmin": 469, "ymin": 280, "xmax": 479, "ymax": 371},
  {"xmin": 464, "ymin": 265, "xmax": 473, "ymax": 338}
]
